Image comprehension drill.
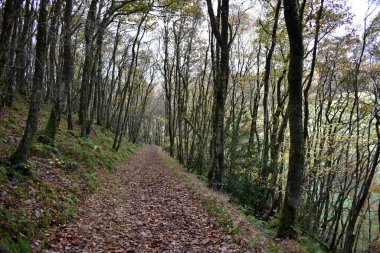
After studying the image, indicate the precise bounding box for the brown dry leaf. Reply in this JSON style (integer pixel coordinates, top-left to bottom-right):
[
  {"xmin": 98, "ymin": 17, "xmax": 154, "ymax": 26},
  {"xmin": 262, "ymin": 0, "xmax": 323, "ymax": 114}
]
[{"xmin": 201, "ymin": 238, "xmax": 211, "ymax": 245}]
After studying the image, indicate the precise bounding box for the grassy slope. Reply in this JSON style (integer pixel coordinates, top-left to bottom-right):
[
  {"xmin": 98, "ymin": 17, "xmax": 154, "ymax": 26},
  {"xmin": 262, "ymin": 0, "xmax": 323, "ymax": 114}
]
[
  {"xmin": 159, "ymin": 151, "xmax": 324, "ymax": 253},
  {"xmin": 0, "ymin": 97, "xmax": 139, "ymax": 252}
]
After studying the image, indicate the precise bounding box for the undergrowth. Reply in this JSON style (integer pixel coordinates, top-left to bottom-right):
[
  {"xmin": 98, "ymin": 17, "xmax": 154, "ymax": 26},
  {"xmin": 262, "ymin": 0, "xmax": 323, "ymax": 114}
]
[{"xmin": 0, "ymin": 98, "xmax": 139, "ymax": 252}]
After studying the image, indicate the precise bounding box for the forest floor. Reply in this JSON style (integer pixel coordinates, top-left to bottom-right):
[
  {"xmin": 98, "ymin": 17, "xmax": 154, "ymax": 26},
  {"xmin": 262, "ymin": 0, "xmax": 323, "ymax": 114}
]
[
  {"xmin": 0, "ymin": 99, "xmax": 305, "ymax": 253},
  {"xmin": 0, "ymin": 98, "xmax": 139, "ymax": 252},
  {"xmin": 32, "ymin": 146, "xmax": 304, "ymax": 253},
  {"xmin": 32, "ymin": 146, "xmax": 241, "ymax": 252}
]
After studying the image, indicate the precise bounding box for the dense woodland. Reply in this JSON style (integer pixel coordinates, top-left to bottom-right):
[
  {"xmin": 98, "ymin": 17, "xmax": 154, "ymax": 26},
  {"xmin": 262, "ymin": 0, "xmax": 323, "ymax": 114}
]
[{"xmin": 0, "ymin": 0, "xmax": 379, "ymax": 252}]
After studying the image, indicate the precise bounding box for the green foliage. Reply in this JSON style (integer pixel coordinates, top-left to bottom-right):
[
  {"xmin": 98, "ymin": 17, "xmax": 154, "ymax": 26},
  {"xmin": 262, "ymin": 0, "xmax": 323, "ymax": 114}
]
[
  {"xmin": 200, "ymin": 198, "xmax": 241, "ymax": 235},
  {"xmin": 82, "ymin": 138, "xmax": 94, "ymax": 149},
  {"xmin": 161, "ymin": 0, "xmax": 190, "ymax": 10},
  {"xmin": 0, "ymin": 234, "xmax": 30, "ymax": 253},
  {"xmin": 99, "ymin": 154, "xmax": 115, "ymax": 171},
  {"xmin": 299, "ymin": 236, "xmax": 325, "ymax": 253},
  {"xmin": 224, "ymin": 171, "xmax": 265, "ymax": 211},
  {"xmin": 0, "ymin": 206, "xmax": 38, "ymax": 240},
  {"xmin": 0, "ymin": 165, "xmax": 7, "ymax": 184},
  {"xmin": 267, "ymin": 239, "xmax": 279, "ymax": 253},
  {"xmin": 84, "ymin": 171, "xmax": 100, "ymax": 191},
  {"xmin": 120, "ymin": 0, "xmax": 152, "ymax": 13},
  {"xmin": 187, "ymin": 150, "xmax": 210, "ymax": 176},
  {"xmin": 38, "ymin": 210, "xmax": 53, "ymax": 228},
  {"xmin": 6, "ymin": 116, "xmax": 18, "ymax": 125},
  {"xmin": 31, "ymin": 142, "xmax": 59, "ymax": 158},
  {"xmin": 224, "ymin": 119, "xmax": 268, "ymax": 213}
]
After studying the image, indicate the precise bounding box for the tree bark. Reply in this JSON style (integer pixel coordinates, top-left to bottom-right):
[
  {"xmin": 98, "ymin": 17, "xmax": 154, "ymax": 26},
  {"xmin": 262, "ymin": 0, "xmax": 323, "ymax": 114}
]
[
  {"xmin": 277, "ymin": 0, "xmax": 305, "ymax": 239},
  {"xmin": 9, "ymin": 0, "xmax": 50, "ymax": 165},
  {"xmin": 79, "ymin": 0, "xmax": 98, "ymax": 137},
  {"xmin": 0, "ymin": 0, "xmax": 24, "ymax": 111},
  {"xmin": 304, "ymin": 0, "xmax": 324, "ymax": 140},
  {"xmin": 262, "ymin": 0, "xmax": 282, "ymax": 179},
  {"xmin": 45, "ymin": 0, "xmax": 62, "ymax": 102},
  {"xmin": 44, "ymin": 0, "xmax": 73, "ymax": 142},
  {"xmin": 206, "ymin": 0, "xmax": 231, "ymax": 190},
  {"xmin": 15, "ymin": 0, "xmax": 32, "ymax": 96}
]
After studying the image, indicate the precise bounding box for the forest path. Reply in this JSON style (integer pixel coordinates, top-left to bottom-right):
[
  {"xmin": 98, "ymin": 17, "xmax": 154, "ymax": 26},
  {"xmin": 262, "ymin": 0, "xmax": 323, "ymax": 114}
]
[{"xmin": 34, "ymin": 146, "xmax": 241, "ymax": 252}]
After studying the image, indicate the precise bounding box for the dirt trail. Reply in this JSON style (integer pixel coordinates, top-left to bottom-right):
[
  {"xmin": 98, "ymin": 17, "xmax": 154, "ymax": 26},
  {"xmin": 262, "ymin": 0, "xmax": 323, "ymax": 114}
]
[{"xmin": 33, "ymin": 146, "xmax": 241, "ymax": 252}]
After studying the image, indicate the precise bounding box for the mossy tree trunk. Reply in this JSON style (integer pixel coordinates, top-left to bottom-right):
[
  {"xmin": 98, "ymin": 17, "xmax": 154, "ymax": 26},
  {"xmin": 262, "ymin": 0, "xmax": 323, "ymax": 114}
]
[
  {"xmin": 277, "ymin": 0, "xmax": 305, "ymax": 239},
  {"xmin": 44, "ymin": 0, "xmax": 73, "ymax": 142},
  {"xmin": 206, "ymin": 0, "xmax": 231, "ymax": 191}
]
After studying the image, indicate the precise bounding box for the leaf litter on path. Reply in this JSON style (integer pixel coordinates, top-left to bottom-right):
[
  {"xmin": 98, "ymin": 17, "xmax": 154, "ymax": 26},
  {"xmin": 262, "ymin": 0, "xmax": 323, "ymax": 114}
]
[{"xmin": 32, "ymin": 146, "xmax": 242, "ymax": 252}]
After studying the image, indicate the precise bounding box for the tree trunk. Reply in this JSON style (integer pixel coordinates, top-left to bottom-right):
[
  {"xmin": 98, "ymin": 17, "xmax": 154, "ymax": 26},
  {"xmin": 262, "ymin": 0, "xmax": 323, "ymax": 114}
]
[
  {"xmin": 45, "ymin": 0, "xmax": 62, "ymax": 102},
  {"xmin": 44, "ymin": 0, "xmax": 72, "ymax": 142},
  {"xmin": 16, "ymin": 0, "xmax": 32, "ymax": 96},
  {"xmin": 0, "ymin": 0, "xmax": 24, "ymax": 111},
  {"xmin": 9, "ymin": 0, "xmax": 49, "ymax": 165},
  {"xmin": 79, "ymin": 0, "xmax": 98, "ymax": 138},
  {"xmin": 206, "ymin": 0, "xmax": 231, "ymax": 190},
  {"xmin": 277, "ymin": 0, "xmax": 305, "ymax": 239},
  {"xmin": 304, "ymin": 0, "xmax": 324, "ymax": 140},
  {"xmin": 262, "ymin": 0, "xmax": 281, "ymax": 178}
]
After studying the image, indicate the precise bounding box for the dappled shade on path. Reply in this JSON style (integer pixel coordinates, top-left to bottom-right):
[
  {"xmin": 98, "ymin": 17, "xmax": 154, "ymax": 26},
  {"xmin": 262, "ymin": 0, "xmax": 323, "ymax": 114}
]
[{"xmin": 33, "ymin": 146, "xmax": 240, "ymax": 252}]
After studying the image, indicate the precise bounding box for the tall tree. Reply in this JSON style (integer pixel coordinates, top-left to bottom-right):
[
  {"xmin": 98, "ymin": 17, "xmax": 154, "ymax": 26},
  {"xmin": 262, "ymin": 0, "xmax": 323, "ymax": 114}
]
[
  {"xmin": 44, "ymin": 0, "xmax": 73, "ymax": 142},
  {"xmin": 9, "ymin": 0, "xmax": 50, "ymax": 165},
  {"xmin": 277, "ymin": 0, "xmax": 305, "ymax": 238},
  {"xmin": 0, "ymin": 0, "xmax": 24, "ymax": 111},
  {"xmin": 44, "ymin": 0, "xmax": 62, "ymax": 102},
  {"xmin": 112, "ymin": 12, "xmax": 149, "ymax": 150},
  {"xmin": 161, "ymin": 15, "xmax": 176, "ymax": 156},
  {"xmin": 303, "ymin": 0, "xmax": 324, "ymax": 140},
  {"xmin": 15, "ymin": 0, "xmax": 33, "ymax": 96},
  {"xmin": 79, "ymin": 0, "xmax": 99, "ymax": 138},
  {"xmin": 206, "ymin": 0, "xmax": 232, "ymax": 190},
  {"xmin": 261, "ymin": 0, "xmax": 282, "ymax": 184}
]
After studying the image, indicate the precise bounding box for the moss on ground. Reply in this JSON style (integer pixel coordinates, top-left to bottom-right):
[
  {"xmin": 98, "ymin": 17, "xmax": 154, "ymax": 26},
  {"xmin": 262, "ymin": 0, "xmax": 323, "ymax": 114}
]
[{"xmin": 0, "ymin": 98, "xmax": 140, "ymax": 252}]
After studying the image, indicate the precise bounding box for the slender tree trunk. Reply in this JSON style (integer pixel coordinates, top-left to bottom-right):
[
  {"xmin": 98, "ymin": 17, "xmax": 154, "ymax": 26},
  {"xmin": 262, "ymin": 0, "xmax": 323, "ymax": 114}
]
[
  {"xmin": 106, "ymin": 22, "xmax": 120, "ymax": 128},
  {"xmin": 45, "ymin": 0, "xmax": 62, "ymax": 102},
  {"xmin": 79, "ymin": 0, "xmax": 98, "ymax": 137},
  {"xmin": 44, "ymin": 0, "xmax": 73, "ymax": 141},
  {"xmin": 113, "ymin": 13, "xmax": 147, "ymax": 150},
  {"xmin": 5, "ymin": 13, "xmax": 20, "ymax": 107},
  {"xmin": 304, "ymin": 0, "xmax": 324, "ymax": 139},
  {"xmin": 262, "ymin": 0, "xmax": 281, "ymax": 178},
  {"xmin": 248, "ymin": 35, "xmax": 262, "ymax": 155},
  {"xmin": 16, "ymin": 0, "xmax": 32, "ymax": 96},
  {"xmin": 9, "ymin": 0, "xmax": 49, "ymax": 165},
  {"xmin": 0, "ymin": 0, "xmax": 24, "ymax": 111},
  {"xmin": 162, "ymin": 18, "xmax": 175, "ymax": 156}
]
